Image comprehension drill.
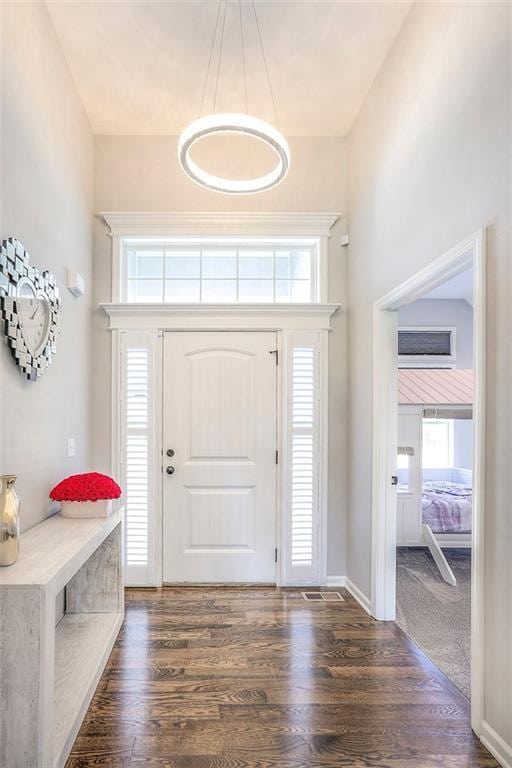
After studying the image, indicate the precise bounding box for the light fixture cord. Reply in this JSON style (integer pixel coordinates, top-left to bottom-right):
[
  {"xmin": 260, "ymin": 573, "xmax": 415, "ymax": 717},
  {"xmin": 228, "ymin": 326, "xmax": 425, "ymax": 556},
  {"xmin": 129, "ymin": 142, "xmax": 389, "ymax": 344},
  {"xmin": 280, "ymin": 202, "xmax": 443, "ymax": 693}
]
[
  {"xmin": 252, "ymin": 0, "xmax": 280, "ymax": 127},
  {"xmin": 239, "ymin": 0, "xmax": 248, "ymax": 114},
  {"xmin": 199, "ymin": 0, "xmax": 222, "ymax": 118},
  {"xmin": 213, "ymin": 0, "xmax": 228, "ymax": 114}
]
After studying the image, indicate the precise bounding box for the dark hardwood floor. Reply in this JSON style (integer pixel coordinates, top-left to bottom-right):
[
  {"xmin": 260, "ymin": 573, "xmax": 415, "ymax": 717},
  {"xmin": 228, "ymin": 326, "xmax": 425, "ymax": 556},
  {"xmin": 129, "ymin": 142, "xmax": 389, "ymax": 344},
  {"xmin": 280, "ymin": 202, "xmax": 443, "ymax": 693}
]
[{"xmin": 67, "ymin": 587, "xmax": 497, "ymax": 767}]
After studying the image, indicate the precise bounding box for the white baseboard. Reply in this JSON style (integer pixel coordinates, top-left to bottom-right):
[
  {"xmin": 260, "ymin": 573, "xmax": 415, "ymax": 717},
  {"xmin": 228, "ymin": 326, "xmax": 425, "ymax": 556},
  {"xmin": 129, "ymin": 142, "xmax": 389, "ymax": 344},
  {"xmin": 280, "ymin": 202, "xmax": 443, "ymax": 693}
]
[
  {"xmin": 325, "ymin": 575, "xmax": 372, "ymax": 614},
  {"xmin": 325, "ymin": 575, "xmax": 346, "ymax": 587},
  {"xmin": 325, "ymin": 576, "xmax": 372, "ymax": 615},
  {"xmin": 344, "ymin": 578, "xmax": 372, "ymax": 615},
  {"xmin": 480, "ymin": 721, "xmax": 512, "ymax": 768}
]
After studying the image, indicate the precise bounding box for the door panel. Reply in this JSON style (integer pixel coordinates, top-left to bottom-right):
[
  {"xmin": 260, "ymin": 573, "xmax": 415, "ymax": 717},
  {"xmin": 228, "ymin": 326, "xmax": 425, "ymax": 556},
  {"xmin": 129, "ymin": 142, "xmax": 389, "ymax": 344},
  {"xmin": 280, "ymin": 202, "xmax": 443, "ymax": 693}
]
[
  {"xmin": 162, "ymin": 332, "xmax": 277, "ymax": 583},
  {"xmin": 189, "ymin": 350, "xmax": 254, "ymax": 458}
]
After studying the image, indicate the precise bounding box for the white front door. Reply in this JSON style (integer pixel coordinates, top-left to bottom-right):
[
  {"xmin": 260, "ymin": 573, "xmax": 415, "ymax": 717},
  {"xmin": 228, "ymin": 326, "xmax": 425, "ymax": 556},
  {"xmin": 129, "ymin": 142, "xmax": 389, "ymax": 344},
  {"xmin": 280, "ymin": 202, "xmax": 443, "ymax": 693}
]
[{"xmin": 162, "ymin": 331, "xmax": 277, "ymax": 583}]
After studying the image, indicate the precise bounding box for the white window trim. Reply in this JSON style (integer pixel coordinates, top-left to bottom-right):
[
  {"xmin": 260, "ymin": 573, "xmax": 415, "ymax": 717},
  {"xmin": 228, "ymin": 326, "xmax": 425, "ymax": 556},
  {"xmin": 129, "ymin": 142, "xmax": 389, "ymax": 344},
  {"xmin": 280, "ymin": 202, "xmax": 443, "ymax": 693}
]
[
  {"xmin": 102, "ymin": 302, "xmax": 338, "ymax": 331},
  {"xmin": 281, "ymin": 330, "xmax": 325, "ymax": 585},
  {"xmin": 102, "ymin": 211, "xmax": 340, "ymax": 304},
  {"xmin": 118, "ymin": 330, "xmax": 161, "ymax": 586},
  {"xmin": 398, "ymin": 325, "xmax": 457, "ymax": 367}
]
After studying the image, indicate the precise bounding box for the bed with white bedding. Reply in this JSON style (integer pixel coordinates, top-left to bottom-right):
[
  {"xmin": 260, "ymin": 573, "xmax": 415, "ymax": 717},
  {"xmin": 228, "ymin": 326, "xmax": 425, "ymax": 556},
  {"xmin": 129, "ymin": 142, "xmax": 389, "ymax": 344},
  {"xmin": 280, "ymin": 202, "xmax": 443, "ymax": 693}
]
[{"xmin": 422, "ymin": 480, "xmax": 472, "ymax": 534}]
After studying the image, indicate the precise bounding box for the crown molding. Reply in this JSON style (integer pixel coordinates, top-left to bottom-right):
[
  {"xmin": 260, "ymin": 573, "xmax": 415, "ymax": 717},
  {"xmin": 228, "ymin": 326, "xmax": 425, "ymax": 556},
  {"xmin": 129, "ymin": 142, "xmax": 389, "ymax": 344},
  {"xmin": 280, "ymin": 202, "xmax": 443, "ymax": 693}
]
[
  {"xmin": 99, "ymin": 211, "xmax": 341, "ymax": 238},
  {"xmin": 100, "ymin": 302, "xmax": 340, "ymax": 331}
]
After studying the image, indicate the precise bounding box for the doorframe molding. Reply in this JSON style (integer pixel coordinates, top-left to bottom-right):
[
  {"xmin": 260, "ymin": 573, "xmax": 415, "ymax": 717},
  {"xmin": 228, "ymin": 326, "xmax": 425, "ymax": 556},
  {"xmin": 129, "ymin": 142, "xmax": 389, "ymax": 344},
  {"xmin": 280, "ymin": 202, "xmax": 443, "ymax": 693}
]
[
  {"xmin": 105, "ymin": 304, "xmax": 339, "ymax": 589},
  {"xmin": 370, "ymin": 229, "xmax": 486, "ymax": 735},
  {"xmin": 101, "ymin": 302, "xmax": 338, "ymax": 330}
]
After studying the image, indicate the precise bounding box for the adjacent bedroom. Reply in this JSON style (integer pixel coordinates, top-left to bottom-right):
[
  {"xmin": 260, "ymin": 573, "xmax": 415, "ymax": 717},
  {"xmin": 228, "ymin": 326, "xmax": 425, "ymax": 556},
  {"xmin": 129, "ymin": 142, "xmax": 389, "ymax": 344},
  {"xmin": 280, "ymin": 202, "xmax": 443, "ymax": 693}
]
[{"xmin": 395, "ymin": 269, "xmax": 474, "ymax": 698}]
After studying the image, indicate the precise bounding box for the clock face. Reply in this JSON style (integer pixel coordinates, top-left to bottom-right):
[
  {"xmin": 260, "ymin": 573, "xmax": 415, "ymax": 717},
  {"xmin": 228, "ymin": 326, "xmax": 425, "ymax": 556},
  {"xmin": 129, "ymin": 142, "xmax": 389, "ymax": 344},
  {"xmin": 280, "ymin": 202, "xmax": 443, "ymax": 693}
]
[
  {"xmin": 17, "ymin": 277, "xmax": 51, "ymax": 356},
  {"xmin": 0, "ymin": 239, "xmax": 61, "ymax": 381}
]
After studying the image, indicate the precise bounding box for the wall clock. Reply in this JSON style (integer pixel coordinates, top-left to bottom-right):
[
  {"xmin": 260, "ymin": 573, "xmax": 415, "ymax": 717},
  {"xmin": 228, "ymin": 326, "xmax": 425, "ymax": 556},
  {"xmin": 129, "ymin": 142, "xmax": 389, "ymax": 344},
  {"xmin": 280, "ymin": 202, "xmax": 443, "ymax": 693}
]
[{"xmin": 0, "ymin": 238, "xmax": 61, "ymax": 381}]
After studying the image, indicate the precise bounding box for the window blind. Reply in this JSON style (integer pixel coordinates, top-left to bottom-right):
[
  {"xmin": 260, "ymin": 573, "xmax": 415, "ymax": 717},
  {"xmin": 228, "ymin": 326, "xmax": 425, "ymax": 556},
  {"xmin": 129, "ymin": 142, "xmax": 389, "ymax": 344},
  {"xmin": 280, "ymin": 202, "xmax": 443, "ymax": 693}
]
[
  {"xmin": 285, "ymin": 332, "xmax": 321, "ymax": 584},
  {"xmin": 423, "ymin": 407, "xmax": 472, "ymax": 420},
  {"xmin": 398, "ymin": 330, "xmax": 452, "ymax": 356},
  {"xmin": 125, "ymin": 347, "xmax": 149, "ymax": 566},
  {"xmin": 124, "ymin": 347, "xmax": 149, "ymax": 567},
  {"xmin": 120, "ymin": 332, "xmax": 156, "ymax": 584},
  {"xmin": 291, "ymin": 349, "xmax": 315, "ymax": 567}
]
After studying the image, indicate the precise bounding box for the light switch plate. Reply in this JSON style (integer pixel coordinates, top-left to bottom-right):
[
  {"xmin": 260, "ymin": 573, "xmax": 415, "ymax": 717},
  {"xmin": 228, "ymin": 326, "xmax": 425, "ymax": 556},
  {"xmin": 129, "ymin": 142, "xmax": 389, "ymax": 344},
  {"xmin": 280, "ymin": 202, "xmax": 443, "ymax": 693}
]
[{"xmin": 67, "ymin": 438, "xmax": 76, "ymax": 458}]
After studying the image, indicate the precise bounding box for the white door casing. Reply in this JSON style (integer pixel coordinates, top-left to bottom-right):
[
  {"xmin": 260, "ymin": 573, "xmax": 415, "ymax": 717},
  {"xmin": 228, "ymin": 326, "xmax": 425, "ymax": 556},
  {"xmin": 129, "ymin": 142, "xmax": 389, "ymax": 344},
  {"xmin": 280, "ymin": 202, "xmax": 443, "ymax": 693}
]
[
  {"xmin": 371, "ymin": 229, "xmax": 485, "ymax": 737},
  {"xmin": 108, "ymin": 302, "xmax": 338, "ymax": 587},
  {"xmin": 162, "ymin": 331, "xmax": 277, "ymax": 583}
]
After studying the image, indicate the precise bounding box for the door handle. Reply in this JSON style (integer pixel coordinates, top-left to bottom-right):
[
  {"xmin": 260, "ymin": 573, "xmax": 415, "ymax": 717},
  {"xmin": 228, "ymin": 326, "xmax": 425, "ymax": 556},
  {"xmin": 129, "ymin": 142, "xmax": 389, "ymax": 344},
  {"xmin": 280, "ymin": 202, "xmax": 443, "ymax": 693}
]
[{"xmin": 166, "ymin": 466, "xmax": 175, "ymax": 475}]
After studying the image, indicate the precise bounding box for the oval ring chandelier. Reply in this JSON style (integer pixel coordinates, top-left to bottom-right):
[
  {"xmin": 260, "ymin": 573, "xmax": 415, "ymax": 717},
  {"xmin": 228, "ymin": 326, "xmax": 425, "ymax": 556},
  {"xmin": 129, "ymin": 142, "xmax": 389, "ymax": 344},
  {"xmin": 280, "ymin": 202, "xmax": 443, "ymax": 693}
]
[
  {"xmin": 178, "ymin": 0, "xmax": 290, "ymax": 195},
  {"xmin": 178, "ymin": 113, "xmax": 290, "ymax": 195}
]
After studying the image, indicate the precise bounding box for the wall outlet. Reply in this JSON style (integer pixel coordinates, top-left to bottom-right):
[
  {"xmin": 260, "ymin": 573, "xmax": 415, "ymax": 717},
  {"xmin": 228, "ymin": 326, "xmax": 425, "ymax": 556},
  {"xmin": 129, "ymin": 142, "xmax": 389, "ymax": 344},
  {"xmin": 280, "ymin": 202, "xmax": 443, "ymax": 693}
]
[{"xmin": 67, "ymin": 438, "xmax": 76, "ymax": 458}]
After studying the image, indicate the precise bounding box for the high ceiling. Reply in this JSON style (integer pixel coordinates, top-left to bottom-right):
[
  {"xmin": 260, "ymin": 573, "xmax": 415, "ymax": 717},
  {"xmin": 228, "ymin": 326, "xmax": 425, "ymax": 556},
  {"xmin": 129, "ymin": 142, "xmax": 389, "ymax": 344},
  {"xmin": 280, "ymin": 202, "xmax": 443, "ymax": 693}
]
[{"xmin": 46, "ymin": 1, "xmax": 411, "ymax": 136}]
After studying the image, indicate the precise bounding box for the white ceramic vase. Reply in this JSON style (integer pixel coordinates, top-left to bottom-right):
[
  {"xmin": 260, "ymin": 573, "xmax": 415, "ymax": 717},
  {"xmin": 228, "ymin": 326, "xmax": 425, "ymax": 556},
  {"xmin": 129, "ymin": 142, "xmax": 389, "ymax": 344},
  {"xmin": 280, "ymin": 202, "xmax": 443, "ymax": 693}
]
[{"xmin": 60, "ymin": 499, "xmax": 113, "ymax": 518}]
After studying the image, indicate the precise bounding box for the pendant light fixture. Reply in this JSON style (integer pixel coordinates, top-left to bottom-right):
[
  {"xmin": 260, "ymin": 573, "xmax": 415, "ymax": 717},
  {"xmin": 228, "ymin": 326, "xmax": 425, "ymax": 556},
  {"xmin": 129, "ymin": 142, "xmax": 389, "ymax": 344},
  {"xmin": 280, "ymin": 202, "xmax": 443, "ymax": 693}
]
[{"xmin": 178, "ymin": 0, "xmax": 290, "ymax": 195}]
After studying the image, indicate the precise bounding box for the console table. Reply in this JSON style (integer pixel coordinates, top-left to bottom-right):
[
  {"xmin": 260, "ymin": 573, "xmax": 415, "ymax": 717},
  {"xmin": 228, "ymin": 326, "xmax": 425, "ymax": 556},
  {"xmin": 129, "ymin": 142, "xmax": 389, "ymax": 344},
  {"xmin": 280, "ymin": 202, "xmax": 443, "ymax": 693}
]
[{"xmin": 0, "ymin": 511, "xmax": 124, "ymax": 768}]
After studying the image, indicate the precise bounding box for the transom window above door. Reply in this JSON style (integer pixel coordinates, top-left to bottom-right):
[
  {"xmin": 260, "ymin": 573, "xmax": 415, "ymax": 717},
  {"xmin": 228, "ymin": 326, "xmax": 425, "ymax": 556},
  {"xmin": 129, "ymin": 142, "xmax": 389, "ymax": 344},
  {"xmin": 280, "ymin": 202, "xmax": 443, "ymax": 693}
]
[{"xmin": 120, "ymin": 237, "xmax": 320, "ymax": 304}]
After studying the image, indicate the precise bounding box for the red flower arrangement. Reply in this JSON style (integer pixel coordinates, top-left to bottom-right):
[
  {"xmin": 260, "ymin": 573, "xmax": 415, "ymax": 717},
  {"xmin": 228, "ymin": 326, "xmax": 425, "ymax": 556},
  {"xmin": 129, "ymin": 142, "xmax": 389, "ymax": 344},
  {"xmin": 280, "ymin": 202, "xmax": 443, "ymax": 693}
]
[{"xmin": 50, "ymin": 472, "xmax": 122, "ymax": 503}]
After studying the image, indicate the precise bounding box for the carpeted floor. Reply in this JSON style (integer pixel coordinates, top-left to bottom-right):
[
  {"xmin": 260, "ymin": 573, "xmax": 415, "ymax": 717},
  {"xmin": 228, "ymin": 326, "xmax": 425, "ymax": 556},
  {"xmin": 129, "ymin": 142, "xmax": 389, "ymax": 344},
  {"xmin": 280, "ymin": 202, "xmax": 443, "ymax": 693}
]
[{"xmin": 396, "ymin": 546, "xmax": 471, "ymax": 698}]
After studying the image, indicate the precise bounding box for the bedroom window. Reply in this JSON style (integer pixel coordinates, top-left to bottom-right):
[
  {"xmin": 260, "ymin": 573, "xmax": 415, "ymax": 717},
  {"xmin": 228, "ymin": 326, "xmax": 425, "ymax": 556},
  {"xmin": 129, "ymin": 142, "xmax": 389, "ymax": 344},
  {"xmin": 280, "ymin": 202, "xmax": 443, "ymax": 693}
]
[
  {"xmin": 398, "ymin": 327, "xmax": 456, "ymax": 367},
  {"xmin": 397, "ymin": 453, "xmax": 410, "ymax": 492},
  {"xmin": 120, "ymin": 237, "xmax": 319, "ymax": 304},
  {"xmin": 422, "ymin": 418, "xmax": 454, "ymax": 468}
]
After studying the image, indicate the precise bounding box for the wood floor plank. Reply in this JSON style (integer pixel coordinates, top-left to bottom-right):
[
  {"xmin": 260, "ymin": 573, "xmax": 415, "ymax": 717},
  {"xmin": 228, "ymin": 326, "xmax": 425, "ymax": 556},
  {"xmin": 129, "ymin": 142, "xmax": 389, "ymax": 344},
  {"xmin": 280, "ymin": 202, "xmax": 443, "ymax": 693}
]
[
  {"xmin": 66, "ymin": 758, "xmax": 498, "ymax": 768},
  {"xmin": 66, "ymin": 587, "xmax": 497, "ymax": 767}
]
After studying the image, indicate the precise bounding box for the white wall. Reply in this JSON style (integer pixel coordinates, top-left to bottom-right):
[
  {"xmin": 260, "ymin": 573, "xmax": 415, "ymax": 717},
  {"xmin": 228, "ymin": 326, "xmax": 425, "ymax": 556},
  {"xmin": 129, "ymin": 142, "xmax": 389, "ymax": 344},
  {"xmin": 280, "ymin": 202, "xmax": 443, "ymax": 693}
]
[
  {"xmin": 0, "ymin": 3, "xmax": 94, "ymax": 531},
  {"xmin": 93, "ymin": 134, "xmax": 348, "ymax": 578},
  {"xmin": 398, "ymin": 298, "xmax": 473, "ymax": 368},
  {"xmin": 347, "ymin": 1, "xmax": 511, "ymax": 752}
]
